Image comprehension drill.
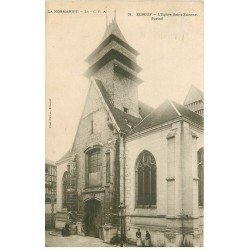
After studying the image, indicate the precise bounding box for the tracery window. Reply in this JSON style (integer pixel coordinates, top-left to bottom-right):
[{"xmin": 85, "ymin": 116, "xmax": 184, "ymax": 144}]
[
  {"xmin": 136, "ymin": 151, "xmax": 156, "ymax": 207},
  {"xmin": 198, "ymin": 147, "xmax": 204, "ymax": 207}
]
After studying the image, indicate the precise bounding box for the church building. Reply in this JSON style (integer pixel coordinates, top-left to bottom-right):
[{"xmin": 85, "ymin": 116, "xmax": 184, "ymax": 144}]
[{"xmin": 55, "ymin": 18, "xmax": 204, "ymax": 247}]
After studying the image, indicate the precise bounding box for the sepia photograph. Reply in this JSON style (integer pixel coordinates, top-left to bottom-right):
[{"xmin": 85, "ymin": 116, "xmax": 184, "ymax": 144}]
[{"xmin": 45, "ymin": 0, "xmax": 204, "ymax": 247}]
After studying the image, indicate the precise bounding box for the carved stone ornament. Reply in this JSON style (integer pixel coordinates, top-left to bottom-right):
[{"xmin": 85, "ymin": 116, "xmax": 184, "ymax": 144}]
[{"xmin": 165, "ymin": 231, "xmax": 176, "ymax": 242}]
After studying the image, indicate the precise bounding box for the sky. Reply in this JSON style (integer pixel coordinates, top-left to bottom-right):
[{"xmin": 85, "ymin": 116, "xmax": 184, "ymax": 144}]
[{"xmin": 45, "ymin": 0, "xmax": 203, "ymax": 162}]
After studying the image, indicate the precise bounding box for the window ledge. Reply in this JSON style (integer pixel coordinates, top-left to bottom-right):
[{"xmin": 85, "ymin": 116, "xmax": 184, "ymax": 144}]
[
  {"xmin": 135, "ymin": 205, "xmax": 157, "ymax": 209},
  {"xmin": 85, "ymin": 185, "xmax": 102, "ymax": 188}
]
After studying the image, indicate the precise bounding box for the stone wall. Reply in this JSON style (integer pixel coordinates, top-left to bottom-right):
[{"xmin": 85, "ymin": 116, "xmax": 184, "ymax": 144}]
[
  {"xmin": 93, "ymin": 60, "xmax": 139, "ymax": 117},
  {"xmin": 56, "ymin": 81, "xmax": 122, "ymax": 230}
]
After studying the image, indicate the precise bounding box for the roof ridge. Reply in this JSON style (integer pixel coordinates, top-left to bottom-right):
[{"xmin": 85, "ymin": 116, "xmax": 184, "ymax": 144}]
[
  {"xmin": 129, "ymin": 99, "xmax": 168, "ymax": 134},
  {"xmin": 169, "ymin": 99, "xmax": 181, "ymax": 116},
  {"xmin": 172, "ymin": 100, "xmax": 204, "ymax": 126},
  {"xmin": 173, "ymin": 100, "xmax": 201, "ymax": 114},
  {"xmin": 93, "ymin": 78, "xmax": 141, "ymax": 134},
  {"xmin": 93, "ymin": 78, "xmax": 121, "ymax": 132},
  {"xmin": 129, "ymin": 111, "xmax": 151, "ymax": 134}
]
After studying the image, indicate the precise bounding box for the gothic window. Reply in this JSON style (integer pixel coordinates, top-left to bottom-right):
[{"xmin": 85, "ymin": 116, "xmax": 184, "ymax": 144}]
[
  {"xmin": 198, "ymin": 147, "xmax": 204, "ymax": 207},
  {"xmin": 136, "ymin": 151, "xmax": 157, "ymax": 207}
]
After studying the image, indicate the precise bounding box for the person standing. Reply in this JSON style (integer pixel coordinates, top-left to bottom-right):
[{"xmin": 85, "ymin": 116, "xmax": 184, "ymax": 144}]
[
  {"xmin": 145, "ymin": 231, "xmax": 151, "ymax": 247},
  {"xmin": 136, "ymin": 229, "xmax": 142, "ymax": 246}
]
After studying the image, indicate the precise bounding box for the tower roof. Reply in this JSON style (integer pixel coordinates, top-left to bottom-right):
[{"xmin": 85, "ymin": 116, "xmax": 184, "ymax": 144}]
[
  {"xmin": 183, "ymin": 85, "xmax": 204, "ymax": 106},
  {"xmin": 102, "ymin": 19, "xmax": 127, "ymax": 42},
  {"xmin": 86, "ymin": 19, "xmax": 139, "ymax": 63}
]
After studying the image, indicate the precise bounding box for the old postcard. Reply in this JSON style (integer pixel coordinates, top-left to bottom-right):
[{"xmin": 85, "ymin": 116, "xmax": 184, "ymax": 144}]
[{"xmin": 45, "ymin": 0, "xmax": 204, "ymax": 247}]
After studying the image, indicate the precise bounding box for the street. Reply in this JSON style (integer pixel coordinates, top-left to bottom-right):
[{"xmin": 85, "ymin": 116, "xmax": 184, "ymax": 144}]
[{"xmin": 45, "ymin": 231, "xmax": 113, "ymax": 247}]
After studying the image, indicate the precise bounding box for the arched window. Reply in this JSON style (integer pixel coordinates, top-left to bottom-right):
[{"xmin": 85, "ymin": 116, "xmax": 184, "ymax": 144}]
[
  {"xmin": 45, "ymin": 197, "xmax": 51, "ymax": 203},
  {"xmin": 198, "ymin": 147, "xmax": 204, "ymax": 207},
  {"xmin": 136, "ymin": 151, "xmax": 156, "ymax": 207}
]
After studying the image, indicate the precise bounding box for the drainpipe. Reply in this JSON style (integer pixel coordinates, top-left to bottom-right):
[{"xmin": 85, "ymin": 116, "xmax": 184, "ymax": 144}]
[
  {"xmin": 118, "ymin": 134, "xmax": 126, "ymax": 241},
  {"xmin": 123, "ymin": 135, "xmax": 126, "ymax": 242}
]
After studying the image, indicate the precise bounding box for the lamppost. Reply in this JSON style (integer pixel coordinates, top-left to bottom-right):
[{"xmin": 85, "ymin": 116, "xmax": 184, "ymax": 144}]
[{"xmin": 118, "ymin": 202, "xmax": 126, "ymax": 247}]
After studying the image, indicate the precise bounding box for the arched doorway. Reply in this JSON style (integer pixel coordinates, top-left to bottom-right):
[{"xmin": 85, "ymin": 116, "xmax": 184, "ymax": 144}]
[{"xmin": 83, "ymin": 199, "xmax": 102, "ymax": 238}]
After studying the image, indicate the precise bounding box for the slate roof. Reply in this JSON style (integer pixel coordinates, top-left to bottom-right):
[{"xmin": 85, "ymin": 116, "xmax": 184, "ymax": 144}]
[
  {"xmin": 56, "ymin": 80, "xmax": 153, "ymax": 162},
  {"xmin": 172, "ymin": 101, "xmax": 204, "ymax": 126},
  {"xmin": 183, "ymin": 85, "xmax": 204, "ymax": 106},
  {"xmin": 129, "ymin": 99, "xmax": 203, "ymax": 135},
  {"xmin": 138, "ymin": 101, "xmax": 154, "ymax": 119},
  {"xmin": 57, "ymin": 150, "xmax": 72, "ymax": 163},
  {"xmin": 45, "ymin": 158, "xmax": 56, "ymax": 166},
  {"xmin": 102, "ymin": 19, "xmax": 127, "ymax": 42},
  {"xmin": 95, "ymin": 79, "xmax": 141, "ymax": 133}
]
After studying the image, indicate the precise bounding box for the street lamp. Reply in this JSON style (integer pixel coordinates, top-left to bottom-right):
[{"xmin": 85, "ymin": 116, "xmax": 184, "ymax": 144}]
[{"xmin": 118, "ymin": 202, "xmax": 126, "ymax": 247}]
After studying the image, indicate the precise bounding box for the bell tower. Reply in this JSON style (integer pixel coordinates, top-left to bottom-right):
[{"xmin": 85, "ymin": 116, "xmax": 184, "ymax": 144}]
[{"xmin": 84, "ymin": 16, "xmax": 142, "ymax": 118}]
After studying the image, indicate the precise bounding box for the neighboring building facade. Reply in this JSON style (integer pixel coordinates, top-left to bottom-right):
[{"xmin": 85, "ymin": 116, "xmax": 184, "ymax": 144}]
[
  {"xmin": 55, "ymin": 19, "xmax": 204, "ymax": 246},
  {"xmin": 45, "ymin": 158, "xmax": 57, "ymax": 229}
]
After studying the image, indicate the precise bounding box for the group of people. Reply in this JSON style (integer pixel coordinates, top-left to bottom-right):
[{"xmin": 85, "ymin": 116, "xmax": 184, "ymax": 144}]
[{"xmin": 136, "ymin": 229, "xmax": 151, "ymax": 247}]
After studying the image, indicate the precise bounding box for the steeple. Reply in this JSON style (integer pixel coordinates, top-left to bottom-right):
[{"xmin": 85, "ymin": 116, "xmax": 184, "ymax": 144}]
[
  {"xmin": 102, "ymin": 17, "xmax": 127, "ymax": 42},
  {"xmin": 84, "ymin": 15, "xmax": 142, "ymax": 117}
]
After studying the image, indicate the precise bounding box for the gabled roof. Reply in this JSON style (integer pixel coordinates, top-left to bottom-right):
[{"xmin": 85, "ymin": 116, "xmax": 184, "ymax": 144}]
[
  {"xmin": 129, "ymin": 99, "xmax": 203, "ymax": 135},
  {"xmin": 138, "ymin": 101, "xmax": 154, "ymax": 119},
  {"xmin": 95, "ymin": 79, "xmax": 141, "ymax": 133},
  {"xmin": 57, "ymin": 150, "xmax": 72, "ymax": 164},
  {"xmin": 102, "ymin": 19, "xmax": 127, "ymax": 43},
  {"xmin": 172, "ymin": 101, "xmax": 204, "ymax": 126},
  {"xmin": 183, "ymin": 85, "xmax": 204, "ymax": 106},
  {"xmin": 45, "ymin": 158, "xmax": 56, "ymax": 166}
]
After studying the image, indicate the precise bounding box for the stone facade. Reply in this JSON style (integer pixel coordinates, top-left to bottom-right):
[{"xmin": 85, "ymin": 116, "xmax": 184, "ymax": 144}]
[
  {"xmin": 125, "ymin": 121, "xmax": 204, "ymax": 246},
  {"xmin": 55, "ymin": 19, "xmax": 204, "ymax": 246},
  {"xmin": 56, "ymin": 81, "xmax": 124, "ymax": 239},
  {"xmin": 93, "ymin": 60, "xmax": 140, "ymax": 118}
]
